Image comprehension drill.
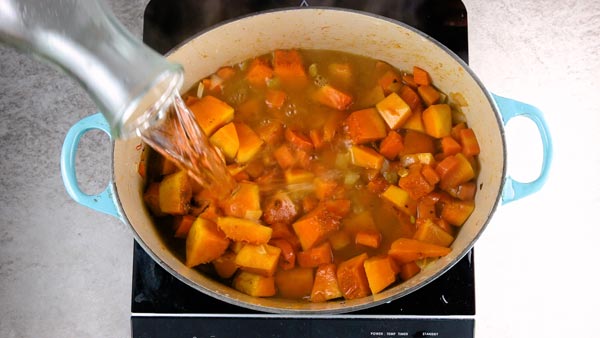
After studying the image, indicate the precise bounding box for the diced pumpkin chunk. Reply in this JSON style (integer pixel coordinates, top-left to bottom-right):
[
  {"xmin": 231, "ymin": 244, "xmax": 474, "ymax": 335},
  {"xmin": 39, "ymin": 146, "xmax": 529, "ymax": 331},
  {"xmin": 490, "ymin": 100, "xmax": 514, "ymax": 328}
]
[
  {"xmin": 233, "ymin": 271, "xmax": 276, "ymax": 297},
  {"xmin": 328, "ymin": 230, "xmax": 352, "ymax": 250},
  {"xmin": 297, "ymin": 242, "xmax": 333, "ymax": 268},
  {"xmin": 212, "ymin": 251, "xmax": 239, "ymax": 279},
  {"xmin": 275, "ymin": 267, "xmax": 314, "ymax": 299},
  {"xmin": 413, "ymin": 66, "xmax": 431, "ymax": 86},
  {"xmin": 441, "ymin": 199, "xmax": 475, "ymax": 226},
  {"xmin": 143, "ymin": 182, "xmax": 163, "ymax": 216},
  {"xmin": 382, "ymin": 186, "xmax": 411, "ymax": 213},
  {"xmin": 349, "ymin": 145, "xmax": 384, "ymax": 170},
  {"xmin": 188, "ymin": 95, "xmax": 235, "ymax": 136},
  {"xmin": 388, "ymin": 238, "xmax": 451, "ymax": 264},
  {"xmin": 245, "ymin": 58, "xmax": 274, "ymax": 88},
  {"xmin": 313, "ymin": 84, "xmax": 353, "ymax": 110},
  {"xmin": 209, "ymin": 122, "xmax": 239, "ymax": 161},
  {"xmin": 293, "ymin": 204, "xmax": 341, "ymax": 250},
  {"xmin": 173, "ymin": 215, "xmax": 196, "ymax": 238},
  {"xmin": 217, "ymin": 217, "xmax": 272, "ymax": 244},
  {"xmin": 342, "ymin": 211, "xmax": 378, "ymax": 234},
  {"xmin": 437, "ymin": 153, "xmax": 475, "ymax": 190},
  {"xmin": 401, "ymin": 130, "xmax": 435, "ymax": 155},
  {"xmin": 403, "ymin": 108, "xmax": 425, "ymax": 132},
  {"xmin": 235, "ymin": 243, "xmax": 281, "ymax": 276},
  {"xmin": 337, "ymin": 253, "xmax": 371, "ymax": 300},
  {"xmin": 220, "ymin": 182, "xmax": 261, "ymax": 220},
  {"xmin": 185, "ymin": 217, "xmax": 230, "ymax": 267},
  {"xmin": 269, "ymin": 238, "xmax": 296, "ymax": 270},
  {"xmin": 364, "ymin": 255, "xmax": 398, "ymax": 294},
  {"xmin": 413, "ymin": 218, "xmax": 455, "ymax": 247},
  {"xmin": 379, "ymin": 130, "xmax": 404, "ymax": 160},
  {"xmin": 375, "ymin": 92, "xmax": 413, "ymax": 129},
  {"xmin": 459, "ymin": 128, "xmax": 481, "ymax": 156},
  {"xmin": 398, "ymin": 261, "xmax": 421, "ymax": 280},
  {"xmin": 422, "ymin": 104, "xmax": 452, "ymax": 138},
  {"xmin": 273, "ymin": 49, "xmax": 308, "ymax": 87},
  {"xmin": 263, "ymin": 191, "xmax": 299, "ymax": 225},
  {"xmin": 284, "ymin": 168, "xmax": 315, "ymax": 184},
  {"xmin": 235, "ymin": 122, "xmax": 264, "ymax": 163},
  {"xmin": 345, "ymin": 108, "xmax": 388, "ymax": 144},
  {"xmin": 311, "ymin": 263, "xmax": 343, "ymax": 302},
  {"xmin": 159, "ymin": 171, "xmax": 192, "ymax": 215}
]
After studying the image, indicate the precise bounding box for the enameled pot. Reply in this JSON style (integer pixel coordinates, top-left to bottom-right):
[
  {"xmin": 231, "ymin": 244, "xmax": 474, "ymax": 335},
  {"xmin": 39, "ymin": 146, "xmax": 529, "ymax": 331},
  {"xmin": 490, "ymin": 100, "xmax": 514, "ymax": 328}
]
[{"xmin": 61, "ymin": 8, "xmax": 552, "ymax": 313}]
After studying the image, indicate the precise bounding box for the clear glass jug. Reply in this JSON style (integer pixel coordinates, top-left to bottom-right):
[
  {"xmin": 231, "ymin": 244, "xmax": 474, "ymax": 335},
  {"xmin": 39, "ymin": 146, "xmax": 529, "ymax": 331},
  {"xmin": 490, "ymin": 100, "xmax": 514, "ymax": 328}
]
[{"xmin": 0, "ymin": 0, "xmax": 183, "ymax": 139}]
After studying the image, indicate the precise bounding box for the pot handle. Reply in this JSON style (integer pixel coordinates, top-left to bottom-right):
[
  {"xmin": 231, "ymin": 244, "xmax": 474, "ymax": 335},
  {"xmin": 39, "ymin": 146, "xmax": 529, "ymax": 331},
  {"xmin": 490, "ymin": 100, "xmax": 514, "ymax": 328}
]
[
  {"xmin": 492, "ymin": 93, "xmax": 553, "ymax": 204},
  {"xmin": 60, "ymin": 113, "xmax": 123, "ymax": 220}
]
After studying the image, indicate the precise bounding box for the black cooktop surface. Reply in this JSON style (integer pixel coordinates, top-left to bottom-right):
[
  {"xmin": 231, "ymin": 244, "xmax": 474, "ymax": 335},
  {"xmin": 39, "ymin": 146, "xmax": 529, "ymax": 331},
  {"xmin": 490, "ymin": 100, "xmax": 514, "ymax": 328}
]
[{"xmin": 133, "ymin": 1, "xmax": 473, "ymax": 336}]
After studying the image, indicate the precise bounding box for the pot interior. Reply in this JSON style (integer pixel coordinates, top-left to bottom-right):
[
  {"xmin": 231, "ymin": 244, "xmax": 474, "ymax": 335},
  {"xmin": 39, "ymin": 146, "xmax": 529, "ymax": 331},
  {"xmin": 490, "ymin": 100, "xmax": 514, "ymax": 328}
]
[{"xmin": 113, "ymin": 8, "xmax": 504, "ymax": 313}]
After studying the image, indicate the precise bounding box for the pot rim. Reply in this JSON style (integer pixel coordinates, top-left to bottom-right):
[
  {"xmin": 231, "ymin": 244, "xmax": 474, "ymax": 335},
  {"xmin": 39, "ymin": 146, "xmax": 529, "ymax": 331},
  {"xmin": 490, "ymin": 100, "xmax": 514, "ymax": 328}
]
[{"xmin": 113, "ymin": 7, "xmax": 507, "ymax": 314}]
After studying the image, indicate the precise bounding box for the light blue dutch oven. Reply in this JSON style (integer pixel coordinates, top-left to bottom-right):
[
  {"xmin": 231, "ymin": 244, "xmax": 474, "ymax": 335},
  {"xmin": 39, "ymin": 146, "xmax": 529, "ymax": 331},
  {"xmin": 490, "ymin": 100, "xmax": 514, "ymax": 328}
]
[{"xmin": 60, "ymin": 8, "xmax": 552, "ymax": 313}]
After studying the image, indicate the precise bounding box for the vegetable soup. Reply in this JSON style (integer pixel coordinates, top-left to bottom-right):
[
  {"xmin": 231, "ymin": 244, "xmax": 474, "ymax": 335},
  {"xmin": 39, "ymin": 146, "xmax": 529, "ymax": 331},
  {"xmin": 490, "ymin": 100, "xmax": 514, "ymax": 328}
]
[{"xmin": 140, "ymin": 49, "xmax": 480, "ymax": 301}]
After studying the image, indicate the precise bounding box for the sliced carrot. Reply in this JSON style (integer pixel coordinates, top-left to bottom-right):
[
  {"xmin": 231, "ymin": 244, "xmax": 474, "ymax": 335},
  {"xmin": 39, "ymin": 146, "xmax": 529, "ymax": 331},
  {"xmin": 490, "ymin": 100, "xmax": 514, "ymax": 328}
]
[
  {"xmin": 337, "ymin": 253, "xmax": 371, "ymax": 300},
  {"xmin": 413, "ymin": 66, "xmax": 431, "ymax": 86},
  {"xmin": 440, "ymin": 136, "xmax": 462, "ymax": 157},
  {"xmin": 388, "ymin": 238, "xmax": 451, "ymax": 264},
  {"xmin": 297, "ymin": 242, "xmax": 333, "ymax": 268},
  {"xmin": 364, "ymin": 255, "xmax": 398, "ymax": 294},
  {"xmin": 459, "ymin": 128, "xmax": 481, "ymax": 156},
  {"xmin": 355, "ymin": 230, "xmax": 382, "ymax": 249},
  {"xmin": 399, "ymin": 85, "xmax": 422, "ymax": 112},
  {"xmin": 379, "ymin": 130, "xmax": 404, "ymax": 160},
  {"xmin": 309, "ymin": 129, "xmax": 325, "ymax": 149},
  {"xmin": 312, "ymin": 84, "xmax": 353, "ymax": 110},
  {"xmin": 418, "ymin": 85, "xmax": 441, "ymax": 106},
  {"xmin": 265, "ymin": 88, "xmax": 287, "ymax": 109},
  {"xmin": 311, "ymin": 263, "xmax": 343, "ymax": 302}
]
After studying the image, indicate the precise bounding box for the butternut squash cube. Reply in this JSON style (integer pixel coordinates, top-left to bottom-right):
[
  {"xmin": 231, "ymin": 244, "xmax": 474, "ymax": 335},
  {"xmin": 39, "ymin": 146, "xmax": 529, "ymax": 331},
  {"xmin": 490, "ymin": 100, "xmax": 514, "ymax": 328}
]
[
  {"xmin": 188, "ymin": 95, "xmax": 235, "ymax": 136},
  {"xmin": 375, "ymin": 92, "xmax": 413, "ymax": 129},
  {"xmin": 284, "ymin": 168, "xmax": 315, "ymax": 184},
  {"xmin": 233, "ymin": 271, "xmax": 276, "ymax": 297},
  {"xmin": 275, "ymin": 267, "xmax": 314, "ymax": 299},
  {"xmin": 185, "ymin": 217, "xmax": 230, "ymax": 267},
  {"xmin": 235, "ymin": 122, "xmax": 264, "ymax": 163},
  {"xmin": 422, "ymin": 104, "xmax": 452, "ymax": 138},
  {"xmin": 364, "ymin": 255, "xmax": 398, "ymax": 294},
  {"xmin": 293, "ymin": 205, "xmax": 341, "ymax": 250},
  {"xmin": 413, "ymin": 218, "xmax": 455, "ymax": 247},
  {"xmin": 220, "ymin": 182, "xmax": 261, "ymax": 220},
  {"xmin": 345, "ymin": 108, "xmax": 388, "ymax": 144},
  {"xmin": 209, "ymin": 122, "xmax": 239, "ymax": 161},
  {"xmin": 441, "ymin": 199, "xmax": 475, "ymax": 226},
  {"xmin": 159, "ymin": 170, "xmax": 192, "ymax": 215},
  {"xmin": 381, "ymin": 186, "xmax": 412, "ymax": 214},
  {"xmin": 217, "ymin": 217, "xmax": 272, "ymax": 244},
  {"xmin": 349, "ymin": 145, "xmax": 384, "ymax": 170},
  {"xmin": 311, "ymin": 263, "xmax": 343, "ymax": 302},
  {"xmin": 235, "ymin": 243, "xmax": 281, "ymax": 276},
  {"xmin": 337, "ymin": 253, "xmax": 371, "ymax": 300},
  {"xmin": 212, "ymin": 251, "xmax": 239, "ymax": 279}
]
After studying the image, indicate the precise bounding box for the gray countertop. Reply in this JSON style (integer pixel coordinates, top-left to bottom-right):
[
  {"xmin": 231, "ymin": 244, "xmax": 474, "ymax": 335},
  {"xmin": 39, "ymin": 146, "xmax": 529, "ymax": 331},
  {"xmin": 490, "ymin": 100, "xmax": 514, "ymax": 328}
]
[{"xmin": 1, "ymin": 1, "xmax": 599, "ymax": 337}]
